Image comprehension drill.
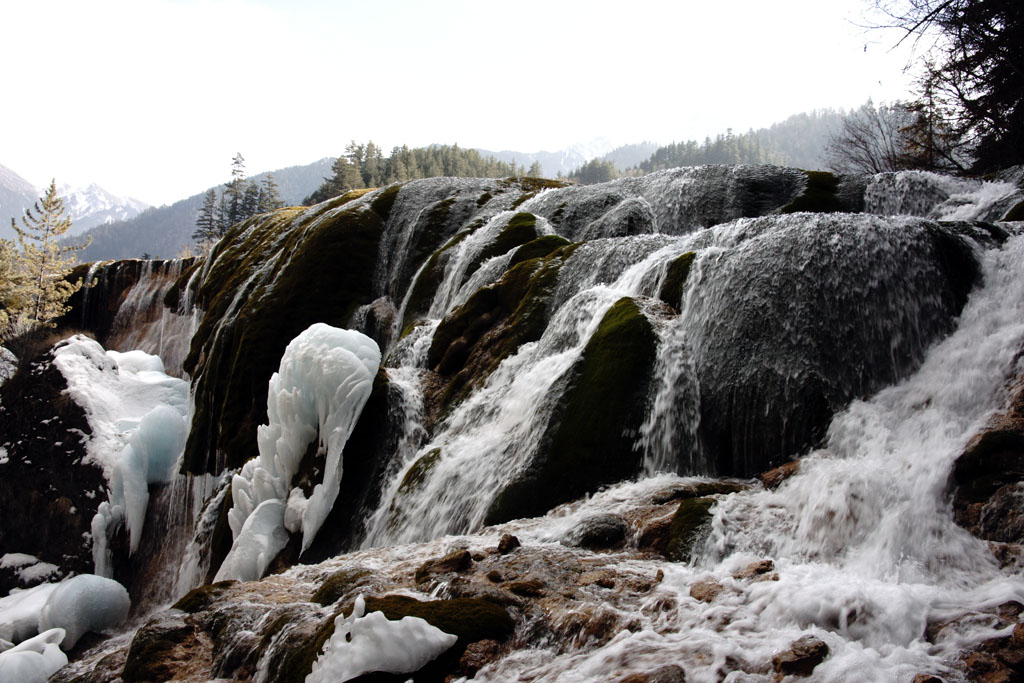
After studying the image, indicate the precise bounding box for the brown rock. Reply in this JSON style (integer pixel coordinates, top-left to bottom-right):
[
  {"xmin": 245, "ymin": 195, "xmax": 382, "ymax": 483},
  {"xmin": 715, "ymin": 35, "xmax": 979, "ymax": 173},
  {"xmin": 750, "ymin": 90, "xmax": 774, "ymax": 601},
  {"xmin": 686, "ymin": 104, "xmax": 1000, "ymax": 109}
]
[
  {"xmin": 912, "ymin": 675, "xmax": 943, "ymax": 683},
  {"xmin": 497, "ymin": 533, "xmax": 521, "ymax": 554},
  {"xmin": 508, "ymin": 578, "xmax": 545, "ymax": 597},
  {"xmin": 579, "ymin": 570, "xmax": 616, "ymax": 589},
  {"xmin": 458, "ymin": 638, "xmax": 502, "ymax": 677},
  {"xmin": 689, "ymin": 579, "xmax": 723, "ymax": 603},
  {"xmin": 771, "ymin": 635, "xmax": 829, "ymax": 679},
  {"xmin": 620, "ymin": 664, "xmax": 687, "ymax": 683},
  {"xmin": 733, "ymin": 559, "xmax": 775, "ymax": 580},
  {"xmin": 638, "ymin": 514, "xmax": 674, "ymax": 554},
  {"xmin": 415, "ymin": 549, "xmax": 473, "ymax": 583},
  {"xmin": 761, "ymin": 460, "xmax": 800, "ymax": 489},
  {"xmin": 1012, "ymin": 622, "xmax": 1024, "ymax": 648}
]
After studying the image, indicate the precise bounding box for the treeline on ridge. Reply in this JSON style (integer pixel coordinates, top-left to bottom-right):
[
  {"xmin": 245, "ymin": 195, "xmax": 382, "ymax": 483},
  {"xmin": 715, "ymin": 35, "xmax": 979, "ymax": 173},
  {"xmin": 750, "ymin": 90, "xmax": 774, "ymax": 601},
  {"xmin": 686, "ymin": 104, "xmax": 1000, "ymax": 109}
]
[{"xmin": 304, "ymin": 142, "xmax": 544, "ymax": 204}]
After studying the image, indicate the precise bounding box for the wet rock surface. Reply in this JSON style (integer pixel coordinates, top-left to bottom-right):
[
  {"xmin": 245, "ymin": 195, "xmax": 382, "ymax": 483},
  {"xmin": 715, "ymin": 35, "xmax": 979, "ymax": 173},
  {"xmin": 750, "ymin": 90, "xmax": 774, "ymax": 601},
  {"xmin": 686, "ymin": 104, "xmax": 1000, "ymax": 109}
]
[
  {"xmin": 48, "ymin": 482, "xmax": 756, "ymax": 682},
  {"xmin": 952, "ymin": 374, "xmax": 1024, "ymax": 549},
  {"xmin": 771, "ymin": 635, "xmax": 829, "ymax": 679}
]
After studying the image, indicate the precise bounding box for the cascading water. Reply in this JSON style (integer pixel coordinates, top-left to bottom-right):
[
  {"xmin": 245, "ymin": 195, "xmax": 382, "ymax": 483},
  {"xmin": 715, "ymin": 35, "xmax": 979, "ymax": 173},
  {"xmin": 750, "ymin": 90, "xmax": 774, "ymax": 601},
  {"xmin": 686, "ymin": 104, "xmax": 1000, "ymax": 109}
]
[{"xmin": 19, "ymin": 166, "xmax": 1024, "ymax": 682}]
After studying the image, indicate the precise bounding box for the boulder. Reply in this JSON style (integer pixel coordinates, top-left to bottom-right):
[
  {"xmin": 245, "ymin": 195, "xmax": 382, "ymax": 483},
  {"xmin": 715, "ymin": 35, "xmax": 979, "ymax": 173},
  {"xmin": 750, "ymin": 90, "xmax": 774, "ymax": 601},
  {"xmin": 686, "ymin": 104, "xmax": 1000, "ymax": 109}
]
[{"xmin": 771, "ymin": 635, "xmax": 829, "ymax": 679}]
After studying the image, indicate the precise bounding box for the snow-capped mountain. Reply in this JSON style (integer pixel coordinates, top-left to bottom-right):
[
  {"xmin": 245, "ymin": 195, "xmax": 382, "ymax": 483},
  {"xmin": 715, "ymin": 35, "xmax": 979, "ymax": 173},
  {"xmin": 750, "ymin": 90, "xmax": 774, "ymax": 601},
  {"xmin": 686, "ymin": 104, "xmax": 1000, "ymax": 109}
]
[
  {"xmin": 1, "ymin": 163, "xmax": 149, "ymax": 241},
  {"xmin": 55, "ymin": 183, "xmax": 150, "ymax": 237},
  {"xmin": 475, "ymin": 138, "xmax": 618, "ymax": 178}
]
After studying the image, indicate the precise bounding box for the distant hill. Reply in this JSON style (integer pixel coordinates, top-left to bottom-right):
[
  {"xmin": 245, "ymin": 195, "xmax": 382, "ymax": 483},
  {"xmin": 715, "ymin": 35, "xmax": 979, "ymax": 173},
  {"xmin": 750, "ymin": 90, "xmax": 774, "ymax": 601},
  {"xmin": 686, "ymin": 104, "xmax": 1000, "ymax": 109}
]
[
  {"xmin": 636, "ymin": 110, "xmax": 847, "ymax": 174},
  {"xmin": 71, "ymin": 158, "xmax": 333, "ymax": 261},
  {"xmin": 1, "ymin": 164, "xmax": 148, "ymax": 241},
  {"xmin": 599, "ymin": 142, "xmax": 661, "ymax": 171},
  {"xmin": 474, "ymin": 139, "xmax": 617, "ymax": 179}
]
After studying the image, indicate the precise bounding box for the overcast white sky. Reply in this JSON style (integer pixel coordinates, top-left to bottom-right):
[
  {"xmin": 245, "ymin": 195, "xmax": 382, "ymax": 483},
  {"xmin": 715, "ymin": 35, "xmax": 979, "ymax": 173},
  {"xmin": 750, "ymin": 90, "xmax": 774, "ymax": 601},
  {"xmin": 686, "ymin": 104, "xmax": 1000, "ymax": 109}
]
[{"xmin": 1, "ymin": 0, "xmax": 916, "ymax": 206}]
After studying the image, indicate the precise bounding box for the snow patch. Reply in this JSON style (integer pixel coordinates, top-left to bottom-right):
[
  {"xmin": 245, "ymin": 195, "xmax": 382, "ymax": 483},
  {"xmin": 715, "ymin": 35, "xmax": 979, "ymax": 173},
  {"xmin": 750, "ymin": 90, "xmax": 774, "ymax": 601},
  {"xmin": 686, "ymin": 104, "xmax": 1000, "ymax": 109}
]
[
  {"xmin": 215, "ymin": 323, "xmax": 380, "ymax": 582},
  {"xmin": 307, "ymin": 595, "xmax": 457, "ymax": 683},
  {"xmin": 0, "ymin": 554, "xmax": 59, "ymax": 584}
]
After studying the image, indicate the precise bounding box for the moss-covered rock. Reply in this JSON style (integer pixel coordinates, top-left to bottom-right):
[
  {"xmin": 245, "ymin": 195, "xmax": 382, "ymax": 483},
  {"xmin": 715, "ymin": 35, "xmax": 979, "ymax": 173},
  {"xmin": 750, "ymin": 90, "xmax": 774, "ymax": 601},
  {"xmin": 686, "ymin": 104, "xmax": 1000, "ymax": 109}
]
[
  {"xmin": 182, "ymin": 195, "xmax": 388, "ymax": 474},
  {"xmin": 399, "ymin": 448, "xmax": 442, "ymax": 495},
  {"xmin": 485, "ymin": 297, "xmax": 658, "ymax": 524},
  {"xmin": 658, "ymin": 251, "xmax": 696, "ymax": 309},
  {"xmin": 425, "ymin": 245, "xmax": 576, "ymax": 413},
  {"xmin": 401, "ymin": 230, "xmax": 472, "ymax": 332},
  {"xmin": 665, "ymin": 497, "xmax": 715, "ymax": 562},
  {"xmin": 162, "ymin": 259, "xmax": 201, "ymax": 310},
  {"xmin": 462, "ymin": 212, "xmax": 540, "ymax": 281},
  {"xmin": 781, "ymin": 171, "xmax": 843, "ymax": 214},
  {"xmin": 508, "ymin": 235, "xmax": 571, "ymax": 269}
]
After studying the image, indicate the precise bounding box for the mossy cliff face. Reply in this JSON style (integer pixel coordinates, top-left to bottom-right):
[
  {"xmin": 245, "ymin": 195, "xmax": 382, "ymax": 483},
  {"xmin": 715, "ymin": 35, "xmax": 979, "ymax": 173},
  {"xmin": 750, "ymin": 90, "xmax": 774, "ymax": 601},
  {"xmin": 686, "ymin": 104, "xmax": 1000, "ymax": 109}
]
[
  {"xmin": 486, "ymin": 297, "xmax": 658, "ymax": 524},
  {"xmin": 62, "ymin": 258, "xmax": 195, "ymax": 347},
  {"xmin": 182, "ymin": 192, "xmax": 389, "ymax": 473},
  {"xmin": 425, "ymin": 243, "xmax": 578, "ymax": 412}
]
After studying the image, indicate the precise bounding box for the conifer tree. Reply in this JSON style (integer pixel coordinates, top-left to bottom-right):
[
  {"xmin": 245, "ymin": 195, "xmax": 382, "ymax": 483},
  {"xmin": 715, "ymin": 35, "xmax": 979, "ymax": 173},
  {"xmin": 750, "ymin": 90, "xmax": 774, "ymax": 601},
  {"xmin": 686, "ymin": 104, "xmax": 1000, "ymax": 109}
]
[
  {"xmin": 258, "ymin": 174, "xmax": 284, "ymax": 213},
  {"xmin": 11, "ymin": 180, "xmax": 88, "ymax": 327},
  {"xmin": 192, "ymin": 189, "xmax": 220, "ymax": 243},
  {"xmin": 223, "ymin": 153, "xmax": 247, "ymax": 226},
  {"xmin": 241, "ymin": 181, "xmax": 261, "ymax": 220},
  {"xmin": 0, "ymin": 239, "xmax": 29, "ymax": 340}
]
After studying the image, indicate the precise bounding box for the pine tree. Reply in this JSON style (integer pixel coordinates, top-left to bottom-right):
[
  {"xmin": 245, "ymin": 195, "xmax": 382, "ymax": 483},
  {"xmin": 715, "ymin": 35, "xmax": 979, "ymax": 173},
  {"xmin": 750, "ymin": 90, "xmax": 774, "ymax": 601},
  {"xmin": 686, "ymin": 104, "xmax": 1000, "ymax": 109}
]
[
  {"xmin": 0, "ymin": 239, "xmax": 30, "ymax": 340},
  {"xmin": 241, "ymin": 181, "xmax": 261, "ymax": 220},
  {"xmin": 223, "ymin": 153, "xmax": 247, "ymax": 227},
  {"xmin": 528, "ymin": 161, "xmax": 543, "ymax": 178},
  {"xmin": 258, "ymin": 174, "xmax": 284, "ymax": 213},
  {"xmin": 11, "ymin": 180, "xmax": 88, "ymax": 327},
  {"xmin": 192, "ymin": 189, "xmax": 220, "ymax": 243}
]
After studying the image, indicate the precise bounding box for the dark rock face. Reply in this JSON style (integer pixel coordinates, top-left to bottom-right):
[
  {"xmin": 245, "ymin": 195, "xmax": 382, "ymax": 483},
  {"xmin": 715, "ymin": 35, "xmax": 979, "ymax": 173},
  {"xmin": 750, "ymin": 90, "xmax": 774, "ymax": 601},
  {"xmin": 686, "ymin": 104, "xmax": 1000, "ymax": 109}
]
[
  {"xmin": 952, "ymin": 375, "xmax": 1024, "ymax": 545},
  {"xmin": 62, "ymin": 258, "xmax": 193, "ymax": 347},
  {"xmin": 689, "ymin": 216, "xmax": 985, "ymax": 477},
  {"xmin": 0, "ymin": 340, "xmax": 105, "ymax": 595}
]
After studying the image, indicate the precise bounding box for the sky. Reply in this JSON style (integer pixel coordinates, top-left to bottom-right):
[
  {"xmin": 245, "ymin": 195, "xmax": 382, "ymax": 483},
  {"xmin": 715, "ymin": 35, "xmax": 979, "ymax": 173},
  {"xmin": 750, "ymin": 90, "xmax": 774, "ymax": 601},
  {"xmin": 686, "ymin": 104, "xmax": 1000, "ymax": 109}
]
[{"xmin": 0, "ymin": 0, "xmax": 918, "ymax": 207}]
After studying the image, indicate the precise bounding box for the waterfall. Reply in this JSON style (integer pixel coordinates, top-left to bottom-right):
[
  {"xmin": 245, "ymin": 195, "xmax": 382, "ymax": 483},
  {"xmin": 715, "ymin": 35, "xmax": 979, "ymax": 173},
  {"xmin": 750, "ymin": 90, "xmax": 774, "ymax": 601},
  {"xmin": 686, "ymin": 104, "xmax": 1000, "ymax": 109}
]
[{"xmin": 34, "ymin": 167, "xmax": 1024, "ymax": 682}]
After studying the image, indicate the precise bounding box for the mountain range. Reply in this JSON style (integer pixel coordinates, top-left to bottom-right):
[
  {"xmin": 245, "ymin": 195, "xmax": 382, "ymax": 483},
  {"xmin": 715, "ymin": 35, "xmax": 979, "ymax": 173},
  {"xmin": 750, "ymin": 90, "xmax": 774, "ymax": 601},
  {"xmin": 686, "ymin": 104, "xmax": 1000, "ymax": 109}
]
[
  {"xmin": 0, "ymin": 164, "xmax": 149, "ymax": 242},
  {"xmin": 5, "ymin": 108, "xmax": 849, "ymax": 261}
]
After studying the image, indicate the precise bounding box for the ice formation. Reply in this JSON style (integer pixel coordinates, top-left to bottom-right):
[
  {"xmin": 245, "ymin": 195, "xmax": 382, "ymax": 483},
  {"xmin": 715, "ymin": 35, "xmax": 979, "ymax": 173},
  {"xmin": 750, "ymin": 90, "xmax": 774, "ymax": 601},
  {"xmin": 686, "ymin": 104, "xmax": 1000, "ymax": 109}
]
[
  {"xmin": 51, "ymin": 336, "xmax": 189, "ymax": 573},
  {"xmin": 306, "ymin": 595, "xmax": 458, "ymax": 683},
  {"xmin": 0, "ymin": 583, "xmax": 58, "ymax": 644},
  {"xmin": 216, "ymin": 323, "xmax": 380, "ymax": 582},
  {"xmin": 37, "ymin": 574, "xmax": 130, "ymax": 650},
  {"xmin": 0, "ymin": 628, "xmax": 67, "ymax": 683}
]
